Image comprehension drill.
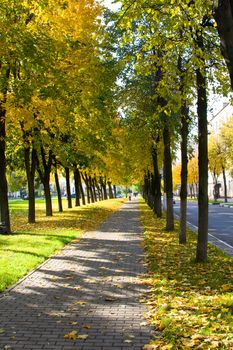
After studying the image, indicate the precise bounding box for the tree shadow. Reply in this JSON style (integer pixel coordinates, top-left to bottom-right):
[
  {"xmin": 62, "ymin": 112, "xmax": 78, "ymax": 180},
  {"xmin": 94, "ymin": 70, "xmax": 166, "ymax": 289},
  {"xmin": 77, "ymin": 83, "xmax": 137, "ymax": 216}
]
[{"xmin": 0, "ymin": 201, "xmax": 153, "ymax": 349}]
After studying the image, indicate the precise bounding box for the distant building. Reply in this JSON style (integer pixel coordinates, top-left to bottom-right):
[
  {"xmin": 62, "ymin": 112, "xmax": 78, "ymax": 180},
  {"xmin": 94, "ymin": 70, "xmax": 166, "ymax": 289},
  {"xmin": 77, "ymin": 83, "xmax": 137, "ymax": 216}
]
[{"xmin": 209, "ymin": 103, "xmax": 233, "ymax": 199}]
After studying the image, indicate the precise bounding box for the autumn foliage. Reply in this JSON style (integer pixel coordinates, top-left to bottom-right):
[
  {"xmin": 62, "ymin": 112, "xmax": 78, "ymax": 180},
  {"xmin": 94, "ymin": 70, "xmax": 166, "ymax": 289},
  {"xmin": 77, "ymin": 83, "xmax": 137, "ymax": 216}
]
[{"xmin": 140, "ymin": 200, "xmax": 233, "ymax": 349}]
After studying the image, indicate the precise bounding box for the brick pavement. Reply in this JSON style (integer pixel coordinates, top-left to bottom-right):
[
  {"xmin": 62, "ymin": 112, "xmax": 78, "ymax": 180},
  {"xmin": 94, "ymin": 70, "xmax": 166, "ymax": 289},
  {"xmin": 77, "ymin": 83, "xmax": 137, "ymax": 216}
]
[{"xmin": 0, "ymin": 199, "xmax": 152, "ymax": 350}]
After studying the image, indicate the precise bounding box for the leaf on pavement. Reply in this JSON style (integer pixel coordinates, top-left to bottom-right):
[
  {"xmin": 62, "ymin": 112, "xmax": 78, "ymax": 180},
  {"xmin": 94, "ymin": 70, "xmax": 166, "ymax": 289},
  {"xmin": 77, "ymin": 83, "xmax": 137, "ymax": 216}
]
[
  {"xmin": 73, "ymin": 300, "xmax": 87, "ymax": 306},
  {"xmin": 77, "ymin": 334, "xmax": 89, "ymax": 340},
  {"xmin": 64, "ymin": 331, "xmax": 78, "ymax": 340}
]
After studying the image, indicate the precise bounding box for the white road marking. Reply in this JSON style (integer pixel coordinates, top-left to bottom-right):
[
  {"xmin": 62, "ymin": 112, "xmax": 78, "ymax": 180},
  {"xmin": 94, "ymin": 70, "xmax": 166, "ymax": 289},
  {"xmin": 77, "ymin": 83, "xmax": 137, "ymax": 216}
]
[{"xmin": 174, "ymin": 214, "xmax": 233, "ymax": 250}]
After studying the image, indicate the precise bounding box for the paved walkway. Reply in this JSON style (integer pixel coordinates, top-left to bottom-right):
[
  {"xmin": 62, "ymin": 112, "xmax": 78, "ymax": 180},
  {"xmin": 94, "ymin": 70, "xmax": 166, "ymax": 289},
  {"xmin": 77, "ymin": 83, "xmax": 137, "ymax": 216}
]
[{"xmin": 0, "ymin": 199, "xmax": 152, "ymax": 350}]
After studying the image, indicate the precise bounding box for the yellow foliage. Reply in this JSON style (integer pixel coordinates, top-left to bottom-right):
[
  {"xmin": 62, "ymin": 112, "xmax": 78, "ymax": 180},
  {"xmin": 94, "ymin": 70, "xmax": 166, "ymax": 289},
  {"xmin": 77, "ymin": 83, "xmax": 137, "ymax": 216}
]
[{"xmin": 139, "ymin": 199, "xmax": 233, "ymax": 349}]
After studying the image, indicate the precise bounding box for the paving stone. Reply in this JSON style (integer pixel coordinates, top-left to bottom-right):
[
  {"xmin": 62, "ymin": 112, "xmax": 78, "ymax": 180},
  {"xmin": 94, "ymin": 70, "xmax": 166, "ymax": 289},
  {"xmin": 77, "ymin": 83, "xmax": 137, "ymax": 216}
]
[{"xmin": 0, "ymin": 199, "xmax": 152, "ymax": 349}]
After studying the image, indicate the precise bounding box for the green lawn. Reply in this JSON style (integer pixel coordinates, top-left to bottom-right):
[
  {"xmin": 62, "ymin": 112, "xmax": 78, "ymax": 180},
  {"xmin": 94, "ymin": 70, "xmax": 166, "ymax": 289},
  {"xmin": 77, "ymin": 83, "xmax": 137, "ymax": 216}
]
[
  {"xmin": 139, "ymin": 199, "xmax": 233, "ymax": 350},
  {"xmin": 0, "ymin": 198, "xmax": 125, "ymax": 292}
]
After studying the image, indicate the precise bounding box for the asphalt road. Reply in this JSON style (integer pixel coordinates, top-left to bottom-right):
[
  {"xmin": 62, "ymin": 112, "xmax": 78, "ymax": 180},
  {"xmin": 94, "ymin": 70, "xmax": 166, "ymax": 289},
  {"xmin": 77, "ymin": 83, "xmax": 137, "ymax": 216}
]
[{"xmin": 173, "ymin": 200, "xmax": 233, "ymax": 257}]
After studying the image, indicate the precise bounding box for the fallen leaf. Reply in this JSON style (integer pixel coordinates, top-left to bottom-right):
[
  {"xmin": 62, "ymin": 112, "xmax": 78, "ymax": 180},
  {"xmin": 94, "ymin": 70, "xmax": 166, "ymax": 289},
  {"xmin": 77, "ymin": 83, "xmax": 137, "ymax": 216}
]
[
  {"xmin": 64, "ymin": 331, "xmax": 78, "ymax": 340},
  {"xmin": 221, "ymin": 284, "xmax": 232, "ymax": 291},
  {"xmin": 73, "ymin": 301, "xmax": 87, "ymax": 306},
  {"xmin": 83, "ymin": 324, "xmax": 92, "ymax": 329},
  {"xmin": 77, "ymin": 334, "xmax": 89, "ymax": 340},
  {"xmin": 74, "ymin": 286, "xmax": 81, "ymax": 290},
  {"xmin": 182, "ymin": 340, "xmax": 196, "ymax": 347},
  {"xmin": 143, "ymin": 345, "xmax": 162, "ymax": 350}
]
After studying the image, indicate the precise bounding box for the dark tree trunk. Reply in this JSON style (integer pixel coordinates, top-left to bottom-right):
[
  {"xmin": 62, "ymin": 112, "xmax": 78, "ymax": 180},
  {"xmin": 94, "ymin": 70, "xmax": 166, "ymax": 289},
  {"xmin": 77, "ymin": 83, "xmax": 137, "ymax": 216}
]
[
  {"xmin": 24, "ymin": 146, "xmax": 37, "ymax": 223},
  {"xmin": 54, "ymin": 160, "xmax": 63, "ymax": 212},
  {"xmin": 0, "ymin": 103, "xmax": 11, "ymax": 233},
  {"xmin": 196, "ymin": 32, "xmax": 209, "ymax": 262},
  {"xmin": 179, "ymin": 105, "xmax": 189, "ymax": 244},
  {"xmin": 36, "ymin": 147, "xmax": 53, "ymax": 216},
  {"xmin": 143, "ymin": 172, "xmax": 149, "ymax": 204},
  {"xmin": 94, "ymin": 176, "xmax": 101, "ymax": 201},
  {"xmin": 222, "ymin": 167, "xmax": 228, "ymax": 202},
  {"xmin": 150, "ymin": 172, "xmax": 155, "ymax": 209},
  {"xmin": 78, "ymin": 171, "xmax": 86, "ymax": 205},
  {"xmin": 86, "ymin": 184, "xmax": 90, "ymax": 203},
  {"xmin": 108, "ymin": 181, "xmax": 114, "ymax": 199},
  {"xmin": 0, "ymin": 67, "xmax": 11, "ymax": 233},
  {"xmin": 177, "ymin": 54, "xmax": 189, "ymax": 243},
  {"xmin": 44, "ymin": 179, "xmax": 52, "ymax": 216},
  {"xmin": 92, "ymin": 177, "xmax": 97, "ymax": 202},
  {"xmin": 214, "ymin": 0, "xmax": 233, "ymax": 89},
  {"xmin": 152, "ymin": 142, "xmax": 162, "ymax": 217},
  {"xmin": 65, "ymin": 167, "xmax": 72, "ymax": 208},
  {"xmin": 89, "ymin": 176, "xmax": 95, "ymax": 203},
  {"xmin": 73, "ymin": 166, "xmax": 81, "ymax": 207},
  {"xmin": 82, "ymin": 172, "xmax": 90, "ymax": 203},
  {"xmin": 99, "ymin": 183, "xmax": 104, "ymax": 200},
  {"xmin": 163, "ymin": 125, "xmax": 174, "ymax": 231},
  {"xmin": 100, "ymin": 176, "xmax": 108, "ymax": 200},
  {"xmin": 113, "ymin": 185, "xmax": 117, "ymax": 198}
]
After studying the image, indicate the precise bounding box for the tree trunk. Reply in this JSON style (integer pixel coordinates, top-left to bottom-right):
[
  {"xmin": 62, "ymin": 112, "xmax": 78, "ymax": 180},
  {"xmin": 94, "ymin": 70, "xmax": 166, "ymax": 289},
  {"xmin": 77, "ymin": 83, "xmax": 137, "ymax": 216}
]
[
  {"xmin": 148, "ymin": 172, "xmax": 154, "ymax": 209},
  {"xmin": 99, "ymin": 182, "xmax": 104, "ymax": 200},
  {"xmin": 196, "ymin": 34, "xmax": 209, "ymax": 262},
  {"xmin": 179, "ymin": 105, "xmax": 189, "ymax": 244},
  {"xmin": 25, "ymin": 146, "xmax": 36, "ymax": 223},
  {"xmin": 82, "ymin": 172, "xmax": 90, "ymax": 203},
  {"xmin": 214, "ymin": 0, "xmax": 233, "ymax": 90},
  {"xmin": 108, "ymin": 181, "xmax": 114, "ymax": 199},
  {"xmin": 54, "ymin": 165, "xmax": 63, "ymax": 212},
  {"xmin": 143, "ymin": 172, "xmax": 149, "ymax": 203},
  {"xmin": 92, "ymin": 177, "xmax": 97, "ymax": 202},
  {"xmin": 65, "ymin": 167, "xmax": 72, "ymax": 208},
  {"xmin": 73, "ymin": 166, "xmax": 81, "ymax": 207},
  {"xmin": 152, "ymin": 143, "xmax": 162, "ymax": 217},
  {"xmin": 43, "ymin": 179, "xmax": 52, "ymax": 216},
  {"xmin": 222, "ymin": 166, "xmax": 228, "ymax": 202},
  {"xmin": 89, "ymin": 176, "xmax": 95, "ymax": 203},
  {"xmin": 94, "ymin": 176, "xmax": 101, "ymax": 201},
  {"xmin": 0, "ymin": 68, "xmax": 11, "ymax": 233},
  {"xmin": 113, "ymin": 185, "xmax": 117, "ymax": 198},
  {"xmin": 78, "ymin": 171, "xmax": 86, "ymax": 205},
  {"xmin": 36, "ymin": 147, "xmax": 53, "ymax": 216},
  {"xmin": 100, "ymin": 176, "xmax": 108, "ymax": 200},
  {"xmin": 163, "ymin": 125, "xmax": 174, "ymax": 231}
]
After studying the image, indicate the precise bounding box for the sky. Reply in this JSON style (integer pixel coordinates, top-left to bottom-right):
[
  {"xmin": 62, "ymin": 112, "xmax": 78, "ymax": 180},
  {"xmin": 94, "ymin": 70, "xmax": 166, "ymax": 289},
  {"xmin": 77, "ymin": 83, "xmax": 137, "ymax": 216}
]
[{"xmin": 102, "ymin": 0, "xmax": 121, "ymax": 11}]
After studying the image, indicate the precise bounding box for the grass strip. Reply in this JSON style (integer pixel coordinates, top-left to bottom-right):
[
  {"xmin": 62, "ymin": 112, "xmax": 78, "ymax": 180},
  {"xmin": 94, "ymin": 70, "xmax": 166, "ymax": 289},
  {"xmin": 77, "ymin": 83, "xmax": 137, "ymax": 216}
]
[
  {"xmin": 139, "ymin": 199, "xmax": 233, "ymax": 350},
  {"xmin": 0, "ymin": 198, "xmax": 125, "ymax": 293}
]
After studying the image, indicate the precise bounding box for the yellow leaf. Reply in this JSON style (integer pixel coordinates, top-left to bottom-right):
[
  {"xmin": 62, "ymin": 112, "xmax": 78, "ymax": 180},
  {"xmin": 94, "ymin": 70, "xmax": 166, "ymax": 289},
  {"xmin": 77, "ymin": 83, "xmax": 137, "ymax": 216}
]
[
  {"xmin": 221, "ymin": 284, "xmax": 232, "ymax": 291},
  {"xmin": 64, "ymin": 331, "xmax": 78, "ymax": 340},
  {"xmin": 73, "ymin": 301, "xmax": 87, "ymax": 306},
  {"xmin": 83, "ymin": 324, "xmax": 92, "ymax": 329},
  {"xmin": 182, "ymin": 340, "xmax": 196, "ymax": 347},
  {"xmin": 77, "ymin": 334, "xmax": 89, "ymax": 340}
]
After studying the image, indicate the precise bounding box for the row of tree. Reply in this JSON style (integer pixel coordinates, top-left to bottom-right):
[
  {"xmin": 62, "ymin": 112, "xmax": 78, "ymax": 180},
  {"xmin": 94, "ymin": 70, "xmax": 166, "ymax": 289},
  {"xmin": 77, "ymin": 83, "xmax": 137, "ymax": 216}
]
[
  {"xmin": 0, "ymin": 0, "xmax": 131, "ymax": 233},
  {"xmin": 1, "ymin": 1, "xmax": 233, "ymax": 265},
  {"xmin": 105, "ymin": 0, "xmax": 233, "ymax": 263}
]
